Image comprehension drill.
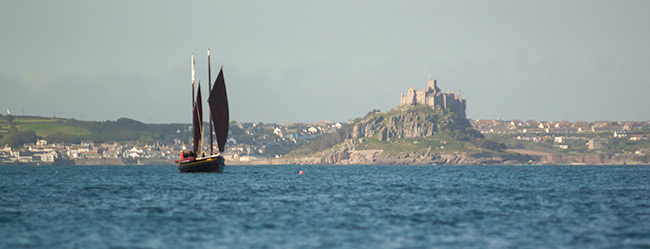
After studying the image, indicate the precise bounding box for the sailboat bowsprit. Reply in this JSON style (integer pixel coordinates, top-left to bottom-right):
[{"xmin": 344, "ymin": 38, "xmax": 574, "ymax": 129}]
[{"xmin": 175, "ymin": 50, "xmax": 229, "ymax": 173}]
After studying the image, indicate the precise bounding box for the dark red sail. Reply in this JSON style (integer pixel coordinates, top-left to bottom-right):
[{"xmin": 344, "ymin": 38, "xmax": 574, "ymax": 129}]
[
  {"xmin": 208, "ymin": 68, "xmax": 229, "ymax": 152},
  {"xmin": 192, "ymin": 85, "xmax": 203, "ymax": 155}
]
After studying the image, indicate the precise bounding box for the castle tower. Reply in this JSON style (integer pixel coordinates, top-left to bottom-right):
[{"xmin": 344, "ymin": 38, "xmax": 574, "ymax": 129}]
[
  {"xmin": 443, "ymin": 94, "xmax": 447, "ymax": 109},
  {"xmin": 427, "ymin": 76, "xmax": 440, "ymax": 92}
]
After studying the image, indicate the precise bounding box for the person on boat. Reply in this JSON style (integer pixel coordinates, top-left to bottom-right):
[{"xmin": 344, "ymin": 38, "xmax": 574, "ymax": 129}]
[{"xmin": 180, "ymin": 150, "xmax": 196, "ymax": 160}]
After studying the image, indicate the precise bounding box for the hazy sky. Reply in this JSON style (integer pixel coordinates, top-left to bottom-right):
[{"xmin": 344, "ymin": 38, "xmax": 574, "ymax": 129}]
[{"xmin": 1, "ymin": 0, "xmax": 649, "ymax": 124}]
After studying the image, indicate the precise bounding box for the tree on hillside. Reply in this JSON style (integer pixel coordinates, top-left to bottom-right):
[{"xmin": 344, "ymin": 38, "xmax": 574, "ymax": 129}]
[
  {"xmin": 0, "ymin": 129, "xmax": 37, "ymax": 148},
  {"xmin": 6, "ymin": 115, "xmax": 15, "ymax": 129},
  {"xmin": 471, "ymin": 138, "xmax": 507, "ymax": 151}
]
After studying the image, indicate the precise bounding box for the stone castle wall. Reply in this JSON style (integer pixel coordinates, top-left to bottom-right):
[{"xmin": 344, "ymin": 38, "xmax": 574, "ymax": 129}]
[{"xmin": 400, "ymin": 77, "xmax": 466, "ymax": 117}]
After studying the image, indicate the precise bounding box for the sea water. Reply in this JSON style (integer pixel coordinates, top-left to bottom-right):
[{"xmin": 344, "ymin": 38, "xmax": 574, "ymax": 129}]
[{"xmin": 1, "ymin": 165, "xmax": 649, "ymax": 249}]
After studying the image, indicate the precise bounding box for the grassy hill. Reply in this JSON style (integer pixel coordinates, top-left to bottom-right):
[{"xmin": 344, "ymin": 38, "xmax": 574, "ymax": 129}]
[{"xmin": 0, "ymin": 114, "xmax": 186, "ymax": 147}]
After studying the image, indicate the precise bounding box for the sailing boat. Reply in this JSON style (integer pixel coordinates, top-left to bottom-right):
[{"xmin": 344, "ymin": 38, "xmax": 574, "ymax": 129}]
[{"xmin": 175, "ymin": 50, "xmax": 229, "ymax": 173}]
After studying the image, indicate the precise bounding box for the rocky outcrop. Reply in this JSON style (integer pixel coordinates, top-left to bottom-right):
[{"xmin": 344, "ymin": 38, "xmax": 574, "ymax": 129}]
[
  {"xmin": 542, "ymin": 155, "xmax": 609, "ymax": 164},
  {"xmin": 279, "ymin": 105, "xmax": 512, "ymax": 165},
  {"xmin": 351, "ymin": 116, "xmax": 384, "ymax": 138},
  {"xmin": 383, "ymin": 112, "xmax": 437, "ymax": 139},
  {"xmin": 307, "ymin": 138, "xmax": 509, "ymax": 165},
  {"xmin": 539, "ymin": 154, "xmax": 644, "ymax": 165},
  {"xmin": 351, "ymin": 106, "xmax": 469, "ymax": 141},
  {"xmin": 321, "ymin": 139, "xmax": 357, "ymax": 164}
]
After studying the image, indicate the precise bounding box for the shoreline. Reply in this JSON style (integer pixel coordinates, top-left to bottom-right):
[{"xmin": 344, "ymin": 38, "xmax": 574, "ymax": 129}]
[{"xmin": 3, "ymin": 156, "xmax": 647, "ymax": 166}]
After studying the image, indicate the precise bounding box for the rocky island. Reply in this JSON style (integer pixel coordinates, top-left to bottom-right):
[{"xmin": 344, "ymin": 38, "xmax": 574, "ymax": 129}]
[{"xmin": 256, "ymin": 77, "xmax": 531, "ymax": 165}]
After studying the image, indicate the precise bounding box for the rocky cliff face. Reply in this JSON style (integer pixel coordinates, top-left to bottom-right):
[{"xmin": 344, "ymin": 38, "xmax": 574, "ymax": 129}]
[
  {"xmin": 351, "ymin": 106, "xmax": 471, "ymax": 141},
  {"xmin": 316, "ymin": 140, "xmax": 509, "ymax": 165},
  {"xmin": 539, "ymin": 154, "xmax": 644, "ymax": 165}
]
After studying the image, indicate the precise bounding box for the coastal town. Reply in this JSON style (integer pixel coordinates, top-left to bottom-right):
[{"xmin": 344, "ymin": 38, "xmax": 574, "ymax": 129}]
[
  {"xmin": 2, "ymin": 118, "xmax": 648, "ymax": 165},
  {"xmin": 0, "ymin": 120, "xmax": 345, "ymax": 165},
  {"xmin": 472, "ymin": 119, "xmax": 650, "ymax": 157}
]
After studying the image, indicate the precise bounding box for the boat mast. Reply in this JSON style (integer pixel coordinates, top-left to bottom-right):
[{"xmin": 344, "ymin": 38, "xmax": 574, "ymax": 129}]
[
  {"xmin": 193, "ymin": 82, "xmax": 203, "ymax": 157},
  {"xmin": 188, "ymin": 54, "xmax": 195, "ymax": 149},
  {"xmin": 191, "ymin": 54, "xmax": 198, "ymax": 154},
  {"xmin": 191, "ymin": 54, "xmax": 196, "ymax": 108},
  {"xmin": 208, "ymin": 49, "xmax": 214, "ymax": 155},
  {"xmin": 198, "ymin": 79, "xmax": 203, "ymax": 154}
]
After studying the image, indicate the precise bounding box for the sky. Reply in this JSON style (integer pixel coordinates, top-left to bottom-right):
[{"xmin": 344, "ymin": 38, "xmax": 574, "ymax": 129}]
[{"xmin": 1, "ymin": 0, "xmax": 649, "ymax": 124}]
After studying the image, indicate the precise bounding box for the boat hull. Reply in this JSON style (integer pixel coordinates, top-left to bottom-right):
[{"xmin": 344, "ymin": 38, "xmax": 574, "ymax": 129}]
[{"xmin": 178, "ymin": 156, "xmax": 225, "ymax": 173}]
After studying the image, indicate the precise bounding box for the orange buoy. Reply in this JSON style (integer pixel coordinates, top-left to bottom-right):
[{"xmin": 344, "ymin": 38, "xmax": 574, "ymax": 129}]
[{"xmin": 299, "ymin": 170, "xmax": 303, "ymax": 175}]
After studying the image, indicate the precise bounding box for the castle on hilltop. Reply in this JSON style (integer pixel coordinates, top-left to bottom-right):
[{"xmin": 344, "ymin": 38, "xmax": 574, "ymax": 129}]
[{"xmin": 400, "ymin": 77, "xmax": 466, "ymax": 117}]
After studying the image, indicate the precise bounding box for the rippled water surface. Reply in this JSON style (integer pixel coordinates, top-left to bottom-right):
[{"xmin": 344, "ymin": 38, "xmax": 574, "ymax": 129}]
[{"xmin": 1, "ymin": 165, "xmax": 649, "ymax": 248}]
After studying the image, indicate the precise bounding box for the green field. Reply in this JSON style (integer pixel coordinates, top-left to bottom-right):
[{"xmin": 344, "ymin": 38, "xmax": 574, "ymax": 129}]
[
  {"xmin": 0, "ymin": 117, "xmax": 10, "ymax": 136},
  {"xmin": 16, "ymin": 122, "xmax": 91, "ymax": 138},
  {"xmin": 10, "ymin": 117, "xmax": 90, "ymax": 138},
  {"xmin": 356, "ymin": 133, "xmax": 481, "ymax": 155},
  {"xmin": 1, "ymin": 115, "xmax": 185, "ymax": 146}
]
